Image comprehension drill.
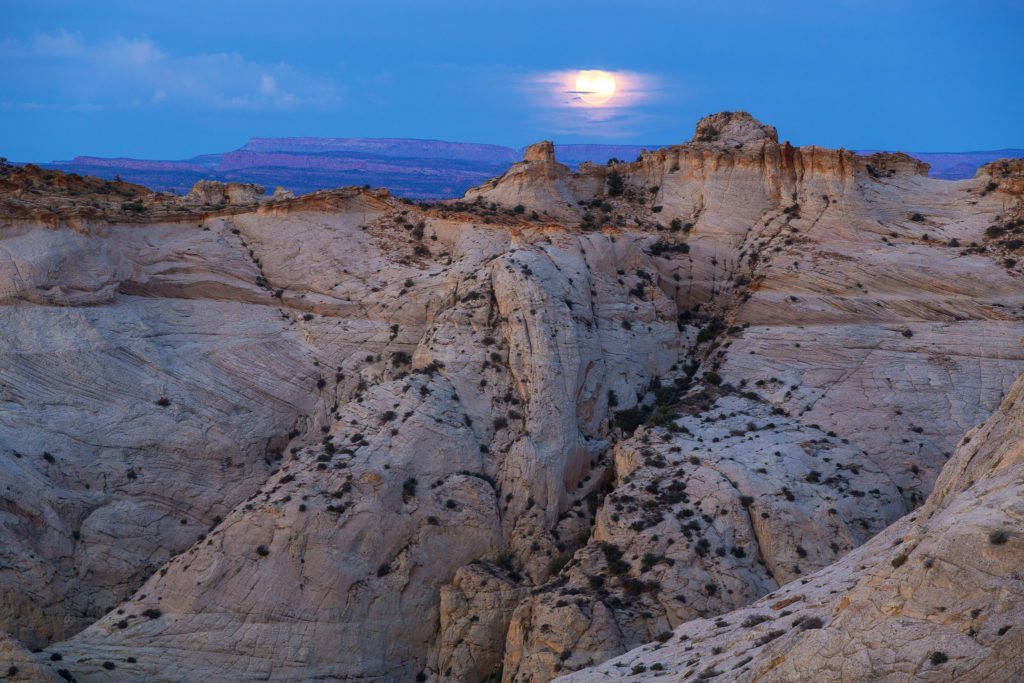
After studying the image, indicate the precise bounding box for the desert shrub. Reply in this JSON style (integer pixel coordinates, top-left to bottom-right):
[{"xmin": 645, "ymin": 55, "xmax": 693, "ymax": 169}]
[
  {"xmin": 697, "ymin": 125, "xmax": 720, "ymax": 142},
  {"xmin": 494, "ymin": 551, "xmax": 515, "ymax": 572},
  {"xmin": 606, "ymin": 170, "xmax": 624, "ymax": 197},
  {"xmin": 799, "ymin": 616, "xmax": 824, "ymax": 630},
  {"xmin": 548, "ymin": 554, "xmax": 570, "ymax": 575},
  {"xmin": 649, "ymin": 240, "xmax": 690, "ymax": 256},
  {"xmin": 986, "ymin": 225, "xmax": 1005, "ymax": 238},
  {"xmin": 755, "ymin": 629, "xmax": 784, "ymax": 646},
  {"xmin": 614, "ymin": 407, "xmax": 646, "ymax": 433},
  {"xmin": 402, "ymin": 477, "xmax": 418, "ymax": 502},
  {"xmin": 696, "ymin": 319, "xmax": 724, "ymax": 343},
  {"xmin": 989, "ymin": 529, "xmax": 1010, "ymax": 544}
]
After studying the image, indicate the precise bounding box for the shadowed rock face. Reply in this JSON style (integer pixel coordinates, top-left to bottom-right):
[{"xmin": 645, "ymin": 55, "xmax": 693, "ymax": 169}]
[{"xmin": 0, "ymin": 117, "xmax": 1022, "ymax": 682}]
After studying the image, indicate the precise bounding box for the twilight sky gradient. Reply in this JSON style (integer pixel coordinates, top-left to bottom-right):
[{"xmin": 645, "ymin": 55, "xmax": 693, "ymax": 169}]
[{"xmin": 1, "ymin": 0, "xmax": 1022, "ymax": 161}]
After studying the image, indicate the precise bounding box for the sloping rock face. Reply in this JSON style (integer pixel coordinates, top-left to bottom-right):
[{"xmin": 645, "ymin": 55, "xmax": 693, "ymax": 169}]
[
  {"xmin": 558, "ymin": 370, "xmax": 1024, "ymax": 682},
  {"xmin": 1, "ymin": 114, "xmax": 1023, "ymax": 682}
]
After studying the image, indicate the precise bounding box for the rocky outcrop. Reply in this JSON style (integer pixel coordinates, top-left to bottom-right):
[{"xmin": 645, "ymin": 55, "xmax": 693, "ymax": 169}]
[
  {"xmin": 436, "ymin": 564, "xmax": 530, "ymax": 681},
  {"xmin": 691, "ymin": 111, "xmax": 779, "ymax": 145},
  {"xmin": 2, "ymin": 113, "xmax": 1023, "ymax": 682},
  {"xmin": 185, "ymin": 179, "xmax": 265, "ymax": 205},
  {"xmin": 271, "ymin": 185, "xmax": 295, "ymax": 200},
  {"xmin": 463, "ymin": 141, "xmax": 583, "ymax": 221}
]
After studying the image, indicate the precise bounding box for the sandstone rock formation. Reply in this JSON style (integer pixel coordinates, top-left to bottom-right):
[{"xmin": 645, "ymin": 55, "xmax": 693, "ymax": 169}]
[
  {"xmin": 271, "ymin": 185, "xmax": 296, "ymax": 201},
  {"xmin": 185, "ymin": 179, "xmax": 265, "ymax": 206},
  {"xmin": 691, "ymin": 111, "xmax": 779, "ymax": 145},
  {"xmin": 1, "ymin": 113, "xmax": 1022, "ymax": 682}
]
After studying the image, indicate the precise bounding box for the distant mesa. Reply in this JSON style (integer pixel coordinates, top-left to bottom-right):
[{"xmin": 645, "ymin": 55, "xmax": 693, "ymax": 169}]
[{"xmin": 26, "ymin": 119, "xmax": 1024, "ymax": 199}]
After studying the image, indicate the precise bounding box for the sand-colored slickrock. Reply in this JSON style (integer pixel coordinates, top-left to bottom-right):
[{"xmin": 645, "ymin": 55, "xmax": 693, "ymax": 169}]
[{"xmin": 1, "ymin": 113, "xmax": 1023, "ymax": 682}]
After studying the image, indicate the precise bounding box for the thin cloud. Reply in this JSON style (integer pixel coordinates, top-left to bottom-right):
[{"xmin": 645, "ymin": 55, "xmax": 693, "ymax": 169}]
[
  {"xmin": 0, "ymin": 31, "xmax": 341, "ymax": 111},
  {"xmin": 523, "ymin": 68, "xmax": 663, "ymax": 137}
]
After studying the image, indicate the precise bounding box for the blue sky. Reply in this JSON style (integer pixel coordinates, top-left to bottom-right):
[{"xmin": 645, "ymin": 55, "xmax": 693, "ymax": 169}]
[{"xmin": 1, "ymin": 0, "xmax": 1022, "ymax": 161}]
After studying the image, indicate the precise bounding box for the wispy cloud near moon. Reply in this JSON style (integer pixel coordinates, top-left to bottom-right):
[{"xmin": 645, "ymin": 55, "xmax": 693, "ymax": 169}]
[
  {"xmin": 538, "ymin": 69, "xmax": 658, "ymax": 109},
  {"xmin": 523, "ymin": 68, "xmax": 661, "ymax": 138}
]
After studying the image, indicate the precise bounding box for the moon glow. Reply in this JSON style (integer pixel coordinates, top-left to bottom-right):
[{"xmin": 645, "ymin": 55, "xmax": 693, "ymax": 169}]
[{"xmin": 575, "ymin": 70, "xmax": 617, "ymax": 106}]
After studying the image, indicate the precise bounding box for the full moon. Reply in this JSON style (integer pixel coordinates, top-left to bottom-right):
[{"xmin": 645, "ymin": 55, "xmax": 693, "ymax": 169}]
[{"xmin": 575, "ymin": 70, "xmax": 617, "ymax": 106}]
